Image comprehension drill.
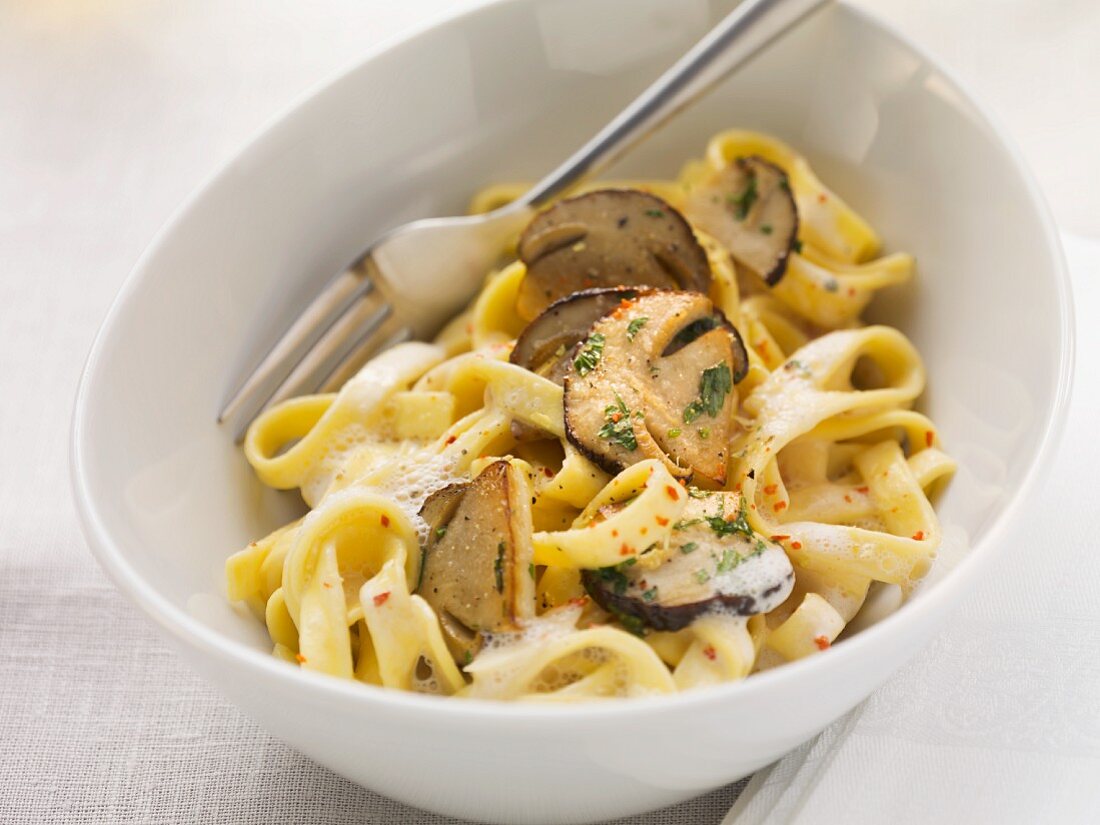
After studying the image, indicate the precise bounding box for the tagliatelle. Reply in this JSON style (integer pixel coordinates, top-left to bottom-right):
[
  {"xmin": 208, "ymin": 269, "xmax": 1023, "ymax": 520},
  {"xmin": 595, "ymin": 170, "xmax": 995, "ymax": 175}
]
[{"xmin": 225, "ymin": 129, "xmax": 955, "ymax": 700}]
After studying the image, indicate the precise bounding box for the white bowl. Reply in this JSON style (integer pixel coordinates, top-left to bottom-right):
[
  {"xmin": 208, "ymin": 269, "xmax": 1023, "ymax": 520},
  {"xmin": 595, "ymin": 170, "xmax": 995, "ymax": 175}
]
[{"xmin": 71, "ymin": 1, "xmax": 1073, "ymax": 822}]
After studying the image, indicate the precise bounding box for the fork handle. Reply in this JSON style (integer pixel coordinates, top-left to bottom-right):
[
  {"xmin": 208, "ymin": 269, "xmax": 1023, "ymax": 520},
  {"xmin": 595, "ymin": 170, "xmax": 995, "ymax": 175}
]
[{"xmin": 518, "ymin": 0, "xmax": 829, "ymax": 208}]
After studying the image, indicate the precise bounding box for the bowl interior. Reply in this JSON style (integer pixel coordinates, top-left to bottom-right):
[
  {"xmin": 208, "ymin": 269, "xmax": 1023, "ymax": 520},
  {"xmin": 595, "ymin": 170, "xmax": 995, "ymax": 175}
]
[{"xmin": 74, "ymin": 0, "xmax": 1068, "ymax": 672}]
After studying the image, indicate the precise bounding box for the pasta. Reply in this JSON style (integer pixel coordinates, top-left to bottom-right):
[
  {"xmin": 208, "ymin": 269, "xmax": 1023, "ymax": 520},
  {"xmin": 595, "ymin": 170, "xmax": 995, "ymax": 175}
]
[{"xmin": 226, "ymin": 129, "xmax": 955, "ymax": 701}]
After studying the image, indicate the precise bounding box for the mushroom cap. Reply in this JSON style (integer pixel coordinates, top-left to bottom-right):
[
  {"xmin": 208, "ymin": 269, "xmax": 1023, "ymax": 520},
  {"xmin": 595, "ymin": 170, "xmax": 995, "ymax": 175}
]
[
  {"xmin": 562, "ymin": 290, "xmax": 748, "ymax": 484},
  {"xmin": 417, "ymin": 460, "xmax": 536, "ymax": 663},
  {"xmin": 684, "ymin": 155, "xmax": 798, "ymax": 285},
  {"xmin": 516, "ymin": 189, "xmax": 711, "ymax": 319},
  {"xmin": 582, "ymin": 493, "xmax": 795, "ymax": 632}
]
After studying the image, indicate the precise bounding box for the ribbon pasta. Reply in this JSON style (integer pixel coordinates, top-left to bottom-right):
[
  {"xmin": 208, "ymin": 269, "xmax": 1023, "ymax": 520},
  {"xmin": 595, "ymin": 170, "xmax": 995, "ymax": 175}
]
[{"xmin": 225, "ymin": 130, "xmax": 954, "ymax": 700}]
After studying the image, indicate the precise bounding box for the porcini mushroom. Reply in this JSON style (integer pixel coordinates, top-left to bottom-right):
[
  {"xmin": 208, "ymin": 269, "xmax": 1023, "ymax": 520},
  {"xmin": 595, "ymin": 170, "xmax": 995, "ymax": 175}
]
[
  {"xmin": 417, "ymin": 460, "xmax": 536, "ymax": 663},
  {"xmin": 684, "ymin": 155, "xmax": 798, "ymax": 285},
  {"xmin": 516, "ymin": 189, "xmax": 711, "ymax": 318}
]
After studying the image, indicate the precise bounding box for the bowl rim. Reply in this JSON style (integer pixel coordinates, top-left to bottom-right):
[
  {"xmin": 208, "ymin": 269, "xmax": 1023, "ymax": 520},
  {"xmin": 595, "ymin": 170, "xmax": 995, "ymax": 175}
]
[{"xmin": 70, "ymin": 0, "xmax": 1075, "ymax": 721}]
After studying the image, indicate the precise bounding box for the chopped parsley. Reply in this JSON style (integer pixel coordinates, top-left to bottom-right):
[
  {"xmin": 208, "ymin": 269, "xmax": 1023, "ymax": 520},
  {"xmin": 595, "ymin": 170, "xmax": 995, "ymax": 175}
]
[
  {"xmin": 626, "ymin": 317, "xmax": 649, "ymax": 341},
  {"xmin": 592, "ymin": 558, "xmax": 637, "ymax": 595},
  {"xmin": 573, "ymin": 332, "xmax": 605, "ymax": 377},
  {"xmin": 716, "ymin": 547, "xmax": 738, "ymax": 574},
  {"xmin": 686, "ymin": 487, "xmax": 710, "ymax": 499},
  {"xmin": 494, "ymin": 542, "xmax": 505, "ymax": 593},
  {"xmin": 705, "ymin": 497, "xmax": 754, "ymax": 539},
  {"xmin": 760, "ymin": 223, "xmax": 773, "ymax": 235},
  {"xmin": 667, "ymin": 428, "xmax": 682, "ymax": 439},
  {"xmin": 528, "ymin": 562, "xmax": 537, "ymax": 580},
  {"xmin": 694, "ymin": 569, "xmax": 711, "ymax": 584},
  {"xmin": 598, "ymin": 395, "xmax": 638, "ymax": 451},
  {"xmin": 823, "ymin": 278, "xmax": 839, "ymax": 293},
  {"xmin": 614, "ymin": 610, "xmax": 647, "ymax": 637},
  {"xmin": 434, "ymin": 525, "xmax": 447, "ymax": 539},
  {"xmin": 679, "ymin": 541, "xmax": 699, "ymax": 554},
  {"xmin": 463, "ymin": 650, "xmax": 473, "ymax": 665},
  {"xmin": 641, "ymin": 586, "xmax": 658, "ymax": 602},
  {"xmin": 792, "ymin": 238, "xmax": 803, "ymax": 254},
  {"xmin": 645, "ymin": 208, "xmax": 665, "ymax": 218},
  {"xmin": 698, "ymin": 427, "xmax": 710, "ymax": 440},
  {"xmin": 683, "ymin": 362, "xmax": 733, "ymax": 423},
  {"xmin": 728, "ymin": 172, "xmax": 758, "ymax": 220}
]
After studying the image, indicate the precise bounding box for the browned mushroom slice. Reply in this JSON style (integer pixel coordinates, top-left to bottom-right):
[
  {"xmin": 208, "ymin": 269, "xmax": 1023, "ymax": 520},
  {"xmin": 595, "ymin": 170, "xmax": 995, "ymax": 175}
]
[
  {"xmin": 510, "ymin": 286, "xmax": 646, "ymax": 384},
  {"xmin": 516, "ymin": 189, "xmax": 711, "ymax": 319},
  {"xmin": 582, "ymin": 493, "xmax": 794, "ymax": 631},
  {"xmin": 684, "ymin": 155, "xmax": 798, "ymax": 285},
  {"xmin": 563, "ymin": 290, "xmax": 748, "ymax": 484},
  {"xmin": 416, "ymin": 460, "xmax": 536, "ymax": 664}
]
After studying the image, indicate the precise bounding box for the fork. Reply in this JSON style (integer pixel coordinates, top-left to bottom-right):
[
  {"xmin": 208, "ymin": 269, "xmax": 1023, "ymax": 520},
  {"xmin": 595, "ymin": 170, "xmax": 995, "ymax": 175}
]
[{"xmin": 218, "ymin": 0, "xmax": 827, "ymax": 438}]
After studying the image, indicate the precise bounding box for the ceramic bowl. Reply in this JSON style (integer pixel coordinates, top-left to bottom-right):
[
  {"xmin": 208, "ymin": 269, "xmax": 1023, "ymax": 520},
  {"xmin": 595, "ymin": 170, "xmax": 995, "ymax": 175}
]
[{"xmin": 72, "ymin": 1, "xmax": 1073, "ymax": 822}]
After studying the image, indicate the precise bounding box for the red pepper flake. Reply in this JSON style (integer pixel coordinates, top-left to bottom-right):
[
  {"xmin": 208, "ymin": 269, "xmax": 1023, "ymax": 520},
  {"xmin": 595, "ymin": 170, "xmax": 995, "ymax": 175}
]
[
  {"xmin": 771, "ymin": 534, "xmax": 790, "ymax": 541},
  {"xmin": 322, "ymin": 581, "xmax": 332, "ymax": 589},
  {"xmin": 856, "ymin": 486, "xmax": 869, "ymax": 494},
  {"xmin": 465, "ymin": 324, "xmax": 474, "ymax": 334},
  {"xmin": 295, "ymin": 653, "xmax": 307, "ymax": 664},
  {"xmin": 847, "ymin": 287, "xmax": 856, "ymax": 297},
  {"xmin": 844, "ymin": 494, "xmax": 853, "ymax": 503},
  {"xmin": 640, "ymin": 527, "xmax": 648, "ymax": 536},
  {"xmin": 814, "ymin": 635, "xmax": 830, "ymax": 650},
  {"xmin": 656, "ymin": 516, "xmax": 669, "ymax": 527},
  {"xmin": 791, "ymin": 541, "xmax": 802, "ymax": 550},
  {"xmin": 372, "ymin": 592, "xmax": 391, "ymax": 606},
  {"xmin": 925, "ymin": 430, "xmax": 934, "ymax": 447},
  {"xmin": 380, "ymin": 514, "xmax": 390, "ymax": 528},
  {"xmin": 818, "ymin": 193, "xmax": 828, "ymax": 204},
  {"xmin": 611, "ymin": 529, "xmax": 619, "ymax": 538},
  {"xmin": 733, "ymin": 482, "xmax": 742, "ymax": 492},
  {"xmin": 773, "ymin": 501, "xmax": 787, "ymax": 513},
  {"xmin": 763, "ymin": 483, "xmax": 778, "ymax": 495},
  {"xmin": 665, "ymin": 485, "xmax": 680, "ymax": 501},
  {"xmin": 750, "ymin": 503, "xmax": 756, "ymax": 510},
  {"xmin": 543, "ymin": 467, "xmax": 554, "ymax": 478},
  {"xmin": 619, "ymin": 543, "xmax": 634, "ymax": 556},
  {"xmin": 702, "ymin": 645, "xmax": 717, "ymax": 661},
  {"xmin": 444, "ymin": 435, "xmax": 457, "ymax": 445},
  {"xmin": 610, "ymin": 412, "xmax": 622, "ymax": 423},
  {"xmin": 912, "ymin": 530, "xmax": 924, "ymax": 541}
]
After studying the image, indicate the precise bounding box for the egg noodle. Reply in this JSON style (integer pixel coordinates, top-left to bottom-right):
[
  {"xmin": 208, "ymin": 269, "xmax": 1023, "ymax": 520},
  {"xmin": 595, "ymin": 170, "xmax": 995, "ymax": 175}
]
[{"xmin": 226, "ymin": 130, "xmax": 955, "ymax": 701}]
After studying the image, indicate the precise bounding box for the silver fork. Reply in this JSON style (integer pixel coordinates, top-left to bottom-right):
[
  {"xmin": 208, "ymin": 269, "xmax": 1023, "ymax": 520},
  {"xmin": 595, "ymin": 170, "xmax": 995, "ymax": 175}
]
[{"xmin": 218, "ymin": 0, "xmax": 828, "ymax": 438}]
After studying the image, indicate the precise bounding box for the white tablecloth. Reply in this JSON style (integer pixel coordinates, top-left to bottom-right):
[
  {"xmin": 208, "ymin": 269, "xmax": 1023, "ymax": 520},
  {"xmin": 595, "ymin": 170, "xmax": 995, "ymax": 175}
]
[{"xmin": 2, "ymin": 2, "xmax": 1097, "ymax": 823}]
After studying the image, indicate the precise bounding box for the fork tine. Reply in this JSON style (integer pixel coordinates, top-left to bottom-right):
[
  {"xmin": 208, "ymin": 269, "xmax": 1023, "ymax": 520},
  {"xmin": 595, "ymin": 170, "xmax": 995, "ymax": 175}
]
[
  {"xmin": 317, "ymin": 319, "xmax": 412, "ymax": 393},
  {"xmin": 217, "ymin": 265, "xmax": 371, "ymax": 425},
  {"xmin": 230, "ymin": 288, "xmax": 390, "ymax": 441}
]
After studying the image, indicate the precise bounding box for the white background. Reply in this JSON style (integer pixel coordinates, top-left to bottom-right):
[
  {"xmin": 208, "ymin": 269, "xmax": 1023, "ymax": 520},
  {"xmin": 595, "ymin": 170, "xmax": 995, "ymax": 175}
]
[{"xmin": 2, "ymin": 2, "xmax": 1098, "ymax": 823}]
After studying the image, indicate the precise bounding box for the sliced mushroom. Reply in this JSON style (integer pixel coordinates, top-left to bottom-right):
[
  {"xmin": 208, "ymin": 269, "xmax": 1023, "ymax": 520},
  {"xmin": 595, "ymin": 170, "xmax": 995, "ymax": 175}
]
[
  {"xmin": 516, "ymin": 189, "xmax": 711, "ymax": 319},
  {"xmin": 684, "ymin": 155, "xmax": 798, "ymax": 285},
  {"xmin": 417, "ymin": 460, "xmax": 536, "ymax": 664},
  {"xmin": 563, "ymin": 290, "xmax": 748, "ymax": 483},
  {"xmin": 582, "ymin": 493, "xmax": 794, "ymax": 631},
  {"xmin": 510, "ymin": 287, "xmax": 645, "ymax": 384}
]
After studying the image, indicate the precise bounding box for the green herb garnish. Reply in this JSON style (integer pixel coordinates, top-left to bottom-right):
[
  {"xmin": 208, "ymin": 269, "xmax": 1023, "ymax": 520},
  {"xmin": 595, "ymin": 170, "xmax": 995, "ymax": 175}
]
[
  {"xmin": 641, "ymin": 587, "xmax": 658, "ymax": 602},
  {"xmin": 667, "ymin": 428, "xmax": 682, "ymax": 439},
  {"xmin": 463, "ymin": 650, "xmax": 473, "ymax": 665},
  {"xmin": 626, "ymin": 317, "xmax": 649, "ymax": 341},
  {"xmin": 673, "ymin": 518, "xmax": 704, "ymax": 531},
  {"xmin": 792, "ymin": 238, "xmax": 803, "ymax": 254},
  {"xmin": 728, "ymin": 172, "xmax": 758, "ymax": 220},
  {"xmin": 705, "ymin": 498, "xmax": 754, "ymax": 539},
  {"xmin": 698, "ymin": 427, "xmax": 710, "ymax": 440},
  {"xmin": 760, "ymin": 224, "xmax": 773, "ymax": 235},
  {"xmin": 645, "ymin": 209, "xmax": 665, "ymax": 218},
  {"xmin": 573, "ymin": 332, "xmax": 606, "ymax": 377},
  {"xmin": 434, "ymin": 526, "xmax": 447, "ymax": 539},
  {"xmin": 680, "ymin": 542, "xmax": 699, "ymax": 554},
  {"xmin": 598, "ymin": 395, "xmax": 638, "ymax": 451},
  {"xmin": 494, "ymin": 542, "xmax": 505, "ymax": 593},
  {"xmin": 694, "ymin": 569, "xmax": 711, "ymax": 584},
  {"xmin": 529, "ymin": 562, "xmax": 537, "ymax": 580},
  {"xmin": 683, "ymin": 362, "xmax": 733, "ymax": 423}
]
